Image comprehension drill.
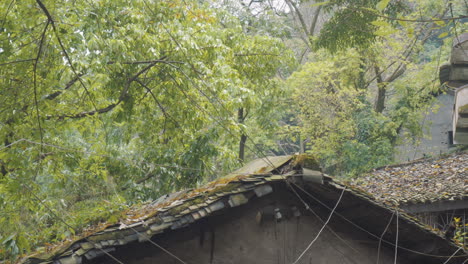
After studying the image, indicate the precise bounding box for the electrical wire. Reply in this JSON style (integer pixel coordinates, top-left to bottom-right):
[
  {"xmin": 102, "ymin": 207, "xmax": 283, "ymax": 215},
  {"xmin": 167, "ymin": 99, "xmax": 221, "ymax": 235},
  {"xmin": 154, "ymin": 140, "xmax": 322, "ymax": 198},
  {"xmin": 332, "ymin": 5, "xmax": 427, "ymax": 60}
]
[
  {"xmin": 289, "ymin": 181, "xmax": 468, "ymax": 259},
  {"xmin": 394, "ymin": 210, "xmax": 399, "ymax": 264},
  {"xmin": 377, "ymin": 211, "xmax": 395, "ymax": 264},
  {"xmin": 287, "ymin": 180, "xmax": 360, "ymax": 254},
  {"xmin": 443, "ymin": 248, "xmax": 463, "ymax": 264},
  {"xmin": 127, "ymin": 227, "xmax": 188, "ymax": 264},
  {"xmin": 292, "ymin": 187, "xmax": 346, "ymax": 264}
]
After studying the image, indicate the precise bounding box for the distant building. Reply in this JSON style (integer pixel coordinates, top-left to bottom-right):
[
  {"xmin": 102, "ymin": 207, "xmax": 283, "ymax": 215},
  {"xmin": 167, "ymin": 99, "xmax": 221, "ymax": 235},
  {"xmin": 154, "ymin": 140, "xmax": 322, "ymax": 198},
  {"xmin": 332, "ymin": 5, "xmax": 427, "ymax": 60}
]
[
  {"xmin": 397, "ymin": 33, "xmax": 468, "ymax": 161},
  {"xmin": 453, "ymin": 85, "xmax": 468, "ymax": 144},
  {"xmin": 441, "ymin": 33, "xmax": 468, "ymax": 145}
]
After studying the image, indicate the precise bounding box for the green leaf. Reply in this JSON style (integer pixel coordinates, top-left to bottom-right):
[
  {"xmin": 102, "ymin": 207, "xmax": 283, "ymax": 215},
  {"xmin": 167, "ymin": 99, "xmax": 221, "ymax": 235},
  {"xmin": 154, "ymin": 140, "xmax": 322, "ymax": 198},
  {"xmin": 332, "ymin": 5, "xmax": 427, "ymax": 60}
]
[
  {"xmin": 438, "ymin": 32, "xmax": 448, "ymax": 38},
  {"xmin": 371, "ymin": 20, "xmax": 391, "ymax": 27},
  {"xmin": 376, "ymin": 0, "xmax": 391, "ymax": 12},
  {"xmin": 434, "ymin": 20, "xmax": 445, "ymax": 26},
  {"xmin": 309, "ymin": 1, "xmax": 330, "ymax": 7},
  {"xmin": 397, "ymin": 20, "xmax": 407, "ymax": 28}
]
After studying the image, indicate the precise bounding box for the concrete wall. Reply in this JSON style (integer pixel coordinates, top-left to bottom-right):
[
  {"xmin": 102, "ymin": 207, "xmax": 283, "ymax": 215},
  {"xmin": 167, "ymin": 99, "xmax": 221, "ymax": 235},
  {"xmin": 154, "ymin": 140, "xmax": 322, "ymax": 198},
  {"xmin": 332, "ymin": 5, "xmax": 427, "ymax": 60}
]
[
  {"xmin": 93, "ymin": 189, "xmax": 411, "ymax": 264},
  {"xmin": 454, "ymin": 86, "xmax": 468, "ymax": 144},
  {"xmin": 396, "ymin": 94, "xmax": 454, "ymax": 162}
]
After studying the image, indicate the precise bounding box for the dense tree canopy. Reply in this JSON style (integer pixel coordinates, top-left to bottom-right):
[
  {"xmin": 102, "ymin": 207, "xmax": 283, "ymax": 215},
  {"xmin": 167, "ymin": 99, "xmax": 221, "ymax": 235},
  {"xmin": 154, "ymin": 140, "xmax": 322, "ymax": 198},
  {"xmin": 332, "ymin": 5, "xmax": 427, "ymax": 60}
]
[{"xmin": 0, "ymin": 0, "xmax": 293, "ymax": 258}]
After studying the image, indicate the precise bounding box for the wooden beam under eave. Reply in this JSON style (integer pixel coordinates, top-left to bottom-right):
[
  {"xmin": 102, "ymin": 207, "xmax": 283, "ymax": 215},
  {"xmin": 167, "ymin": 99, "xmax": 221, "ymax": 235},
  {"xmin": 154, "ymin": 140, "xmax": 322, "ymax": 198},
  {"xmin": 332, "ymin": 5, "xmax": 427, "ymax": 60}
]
[{"xmin": 400, "ymin": 198, "xmax": 468, "ymax": 213}]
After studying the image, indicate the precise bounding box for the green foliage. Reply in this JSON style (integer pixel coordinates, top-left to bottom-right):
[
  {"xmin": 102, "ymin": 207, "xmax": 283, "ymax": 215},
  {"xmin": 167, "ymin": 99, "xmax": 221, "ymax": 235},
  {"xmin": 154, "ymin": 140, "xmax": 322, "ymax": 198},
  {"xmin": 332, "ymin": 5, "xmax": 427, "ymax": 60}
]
[
  {"xmin": 453, "ymin": 217, "xmax": 468, "ymax": 247},
  {"xmin": 0, "ymin": 0, "xmax": 293, "ymax": 259},
  {"xmin": 283, "ymin": 0, "xmax": 467, "ymax": 177},
  {"xmin": 314, "ymin": 0, "xmax": 408, "ymax": 52},
  {"xmin": 287, "ymin": 49, "xmax": 395, "ymax": 176}
]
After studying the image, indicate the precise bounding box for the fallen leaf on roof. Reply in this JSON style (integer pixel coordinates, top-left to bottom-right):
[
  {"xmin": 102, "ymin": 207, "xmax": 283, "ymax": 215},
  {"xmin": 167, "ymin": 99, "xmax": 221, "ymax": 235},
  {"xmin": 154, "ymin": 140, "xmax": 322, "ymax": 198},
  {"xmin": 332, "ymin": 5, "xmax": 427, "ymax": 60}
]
[{"xmin": 350, "ymin": 151, "xmax": 467, "ymax": 205}]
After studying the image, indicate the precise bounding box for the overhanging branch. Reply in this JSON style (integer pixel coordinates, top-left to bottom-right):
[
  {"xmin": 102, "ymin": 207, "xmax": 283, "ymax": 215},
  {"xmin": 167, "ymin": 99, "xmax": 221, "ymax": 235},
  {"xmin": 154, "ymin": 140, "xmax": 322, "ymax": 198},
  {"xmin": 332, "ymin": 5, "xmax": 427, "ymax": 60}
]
[
  {"xmin": 44, "ymin": 74, "xmax": 83, "ymax": 100},
  {"xmin": 46, "ymin": 57, "xmax": 166, "ymax": 120}
]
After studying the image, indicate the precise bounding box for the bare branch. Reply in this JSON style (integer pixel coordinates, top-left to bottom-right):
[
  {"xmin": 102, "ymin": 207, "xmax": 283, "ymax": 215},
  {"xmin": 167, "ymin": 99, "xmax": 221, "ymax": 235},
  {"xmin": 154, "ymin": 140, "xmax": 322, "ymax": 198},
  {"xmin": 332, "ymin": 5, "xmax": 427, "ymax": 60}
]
[
  {"xmin": 234, "ymin": 53, "xmax": 280, "ymax": 57},
  {"xmin": 36, "ymin": 0, "xmax": 98, "ymax": 111},
  {"xmin": 309, "ymin": 5, "xmax": 323, "ymax": 36},
  {"xmin": 351, "ymin": 6, "xmax": 467, "ymax": 23},
  {"xmin": 107, "ymin": 59, "xmax": 183, "ymax": 65},
  {"xmin": 32, "ymin": 20, "xmax": 50, "ymax": 157},
  {"xmin": 285, "ymin": 0, "xmax": 309, "ymax": 40},
  {"xmin": 47, "ymin": 103, "xmax": 118, "ymax": 120},
  {"xmin": 134, "ymin": 78, "xmax": 181, "ymax": 128},
  {"xmin": 0, "ymin": 59, "xmax": 36, "ymax": 67},
  {"xmin": 35, "ymin": 0, "xmax": 54, "ymax": 22}
]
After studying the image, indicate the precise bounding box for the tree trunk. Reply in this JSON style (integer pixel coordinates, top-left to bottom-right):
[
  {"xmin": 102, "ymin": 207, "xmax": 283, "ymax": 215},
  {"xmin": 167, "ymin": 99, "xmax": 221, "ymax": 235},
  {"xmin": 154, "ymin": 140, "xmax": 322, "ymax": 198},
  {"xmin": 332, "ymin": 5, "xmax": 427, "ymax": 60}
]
[
  {"xmin": 299, "ymin": 133, "xmax": 305, "ymax": 154},
  {"xmin": 238, "ymin": 108, "xmax": 247, "ymax": 162},
  {"xmin": 374, "ymin": 66, "xmax": 386, "ymax": 113}
]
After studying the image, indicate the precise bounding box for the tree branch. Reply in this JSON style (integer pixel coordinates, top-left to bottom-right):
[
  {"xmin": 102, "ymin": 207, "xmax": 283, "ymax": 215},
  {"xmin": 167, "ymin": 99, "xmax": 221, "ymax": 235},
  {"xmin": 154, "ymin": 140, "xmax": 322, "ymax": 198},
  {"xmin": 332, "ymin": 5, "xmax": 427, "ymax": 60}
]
[
  {"xmin": 106, "ymin": 59, "xmax": 182, "ymax": 65},
  {"xmin": 234, "ymin": 53, "xmax": 280, "ymax": 57},
  {"xmin": 46, "ymin": 57, "xmax": 164, "ymax": 120},
  {"xmin": 374, "ymin": 66, "xmax": 387, "ymax": 113},
  {"xmin": 47, "ymin": 103, "xmax": 118, "ymax": 120},
  {"xmin": 32, "ymin": 20, "xmax": 50, "ymax": 157},
  {"xmin": 44, "ymin": 74, "xmax": 83, "ymax": 100},
  {"xmin": 286, "ymin": 0, "xmax": 310, "ymax": 45},
  {"xmin": 36, "ymin": 0, "xmax": 98, "ymax": 111},
  {"xmin": 135, "ymin": 78, "xmax": 181, "ymax": 128},
  {"xmin": 366, "ymin": 5, "xmax": 449, "ymax": 91},
  {"xmin": 352, "ymin": 6, "xmax": 467, "ymax": 23},
  {"xmin": 0, "ymin": 59, "xmax": 36, "ymax": 67},
  {"xmin": 309, "ymin": 5, "xmax": 323, "ymax": 36},
  {"xmin": 35, "ymin": 0, "xmax": 54, "ymax": 22},
  {"xmin": 285, "ymin": 0, "xmax": 309, "ymax": 40}
]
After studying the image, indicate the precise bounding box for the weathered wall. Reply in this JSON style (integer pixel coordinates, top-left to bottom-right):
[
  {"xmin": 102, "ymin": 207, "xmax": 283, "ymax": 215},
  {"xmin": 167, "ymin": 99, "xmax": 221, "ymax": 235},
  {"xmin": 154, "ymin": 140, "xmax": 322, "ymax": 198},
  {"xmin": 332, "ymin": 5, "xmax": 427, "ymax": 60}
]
[
  {"xmin": 92, "ymin": 188, "xmax": 410, "ymax": 264},
  {"xmin": 396, "ymin": 94, "xmax": 454, "ymax": 162},
  {"xmin": 454, "ymin": 86, "xmax": 468, "ymax": 144}
]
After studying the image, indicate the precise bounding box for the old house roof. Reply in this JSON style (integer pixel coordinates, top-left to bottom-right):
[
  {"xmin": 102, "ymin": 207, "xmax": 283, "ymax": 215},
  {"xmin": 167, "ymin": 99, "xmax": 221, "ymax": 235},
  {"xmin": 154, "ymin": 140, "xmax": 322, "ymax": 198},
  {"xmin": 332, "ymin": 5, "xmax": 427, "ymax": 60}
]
[
  {"xmin": 351, "ymin": 151, "xmax": 468, "ymax": 206},
  {"xmin": 22, "ymin": 155, "xmax": 467, "ymax": 264}
]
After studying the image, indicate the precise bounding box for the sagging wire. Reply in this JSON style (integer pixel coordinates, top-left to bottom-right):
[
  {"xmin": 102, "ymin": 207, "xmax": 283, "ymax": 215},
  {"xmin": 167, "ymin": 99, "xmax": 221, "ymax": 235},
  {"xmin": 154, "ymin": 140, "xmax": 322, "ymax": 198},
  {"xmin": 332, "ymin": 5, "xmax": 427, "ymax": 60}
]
[
  {"xmin": 287, "ymin": 179, "xmax": 359, "ymax": 254},
  {"xmin": 127, "ymin": 226, "xmax": 188, "ymax": 264},
  {"xmin": 443, "ymin": 248, "xmax": 463, "ymax": 264},
  {"xmin": 377, "ymin": 211, "xmax": 395, "ymax": 264},
  {"xmin": 292, "ymin": 187, "xmax": 346, "ymax": 264},
  {"xmin": 289, "ymin": 181, "xmax": 468, "ymax": 259},
  {"xmin": 394, "ymin": 210, "xmax": 399, "ymax": 264}
]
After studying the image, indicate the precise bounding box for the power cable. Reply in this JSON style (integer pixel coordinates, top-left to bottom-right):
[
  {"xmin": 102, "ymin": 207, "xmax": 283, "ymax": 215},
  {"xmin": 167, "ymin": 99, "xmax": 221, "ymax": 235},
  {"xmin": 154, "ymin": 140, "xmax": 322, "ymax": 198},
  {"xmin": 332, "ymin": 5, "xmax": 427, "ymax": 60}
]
[
  {"xmin": 394, "ymin": 210, "xmax": 399, "ymax": 264},
  {"xmin": 376, "ymin": 211, "xmax": 395, "ymax": 264},
  {"xmin": 287, "ymin": 180, "xmax": 359, "ymax": 254},
  {"xmin": 292, "ymin": 187, "xmax": 346, "ymax": 264},
  {"xmin": 14, "ymin": 167, "xmax": 187, "ymax": 264},
  {"xmin": 443, "ymin": 248, "xmax": 463, "ymax": 264},
  {"xmin": 126, "ymin": 227, "xmax": 188, "ymax": 264},
  {"xmin": 289, "ymin": 181, "xmax": 468, "ymax": 259}
]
